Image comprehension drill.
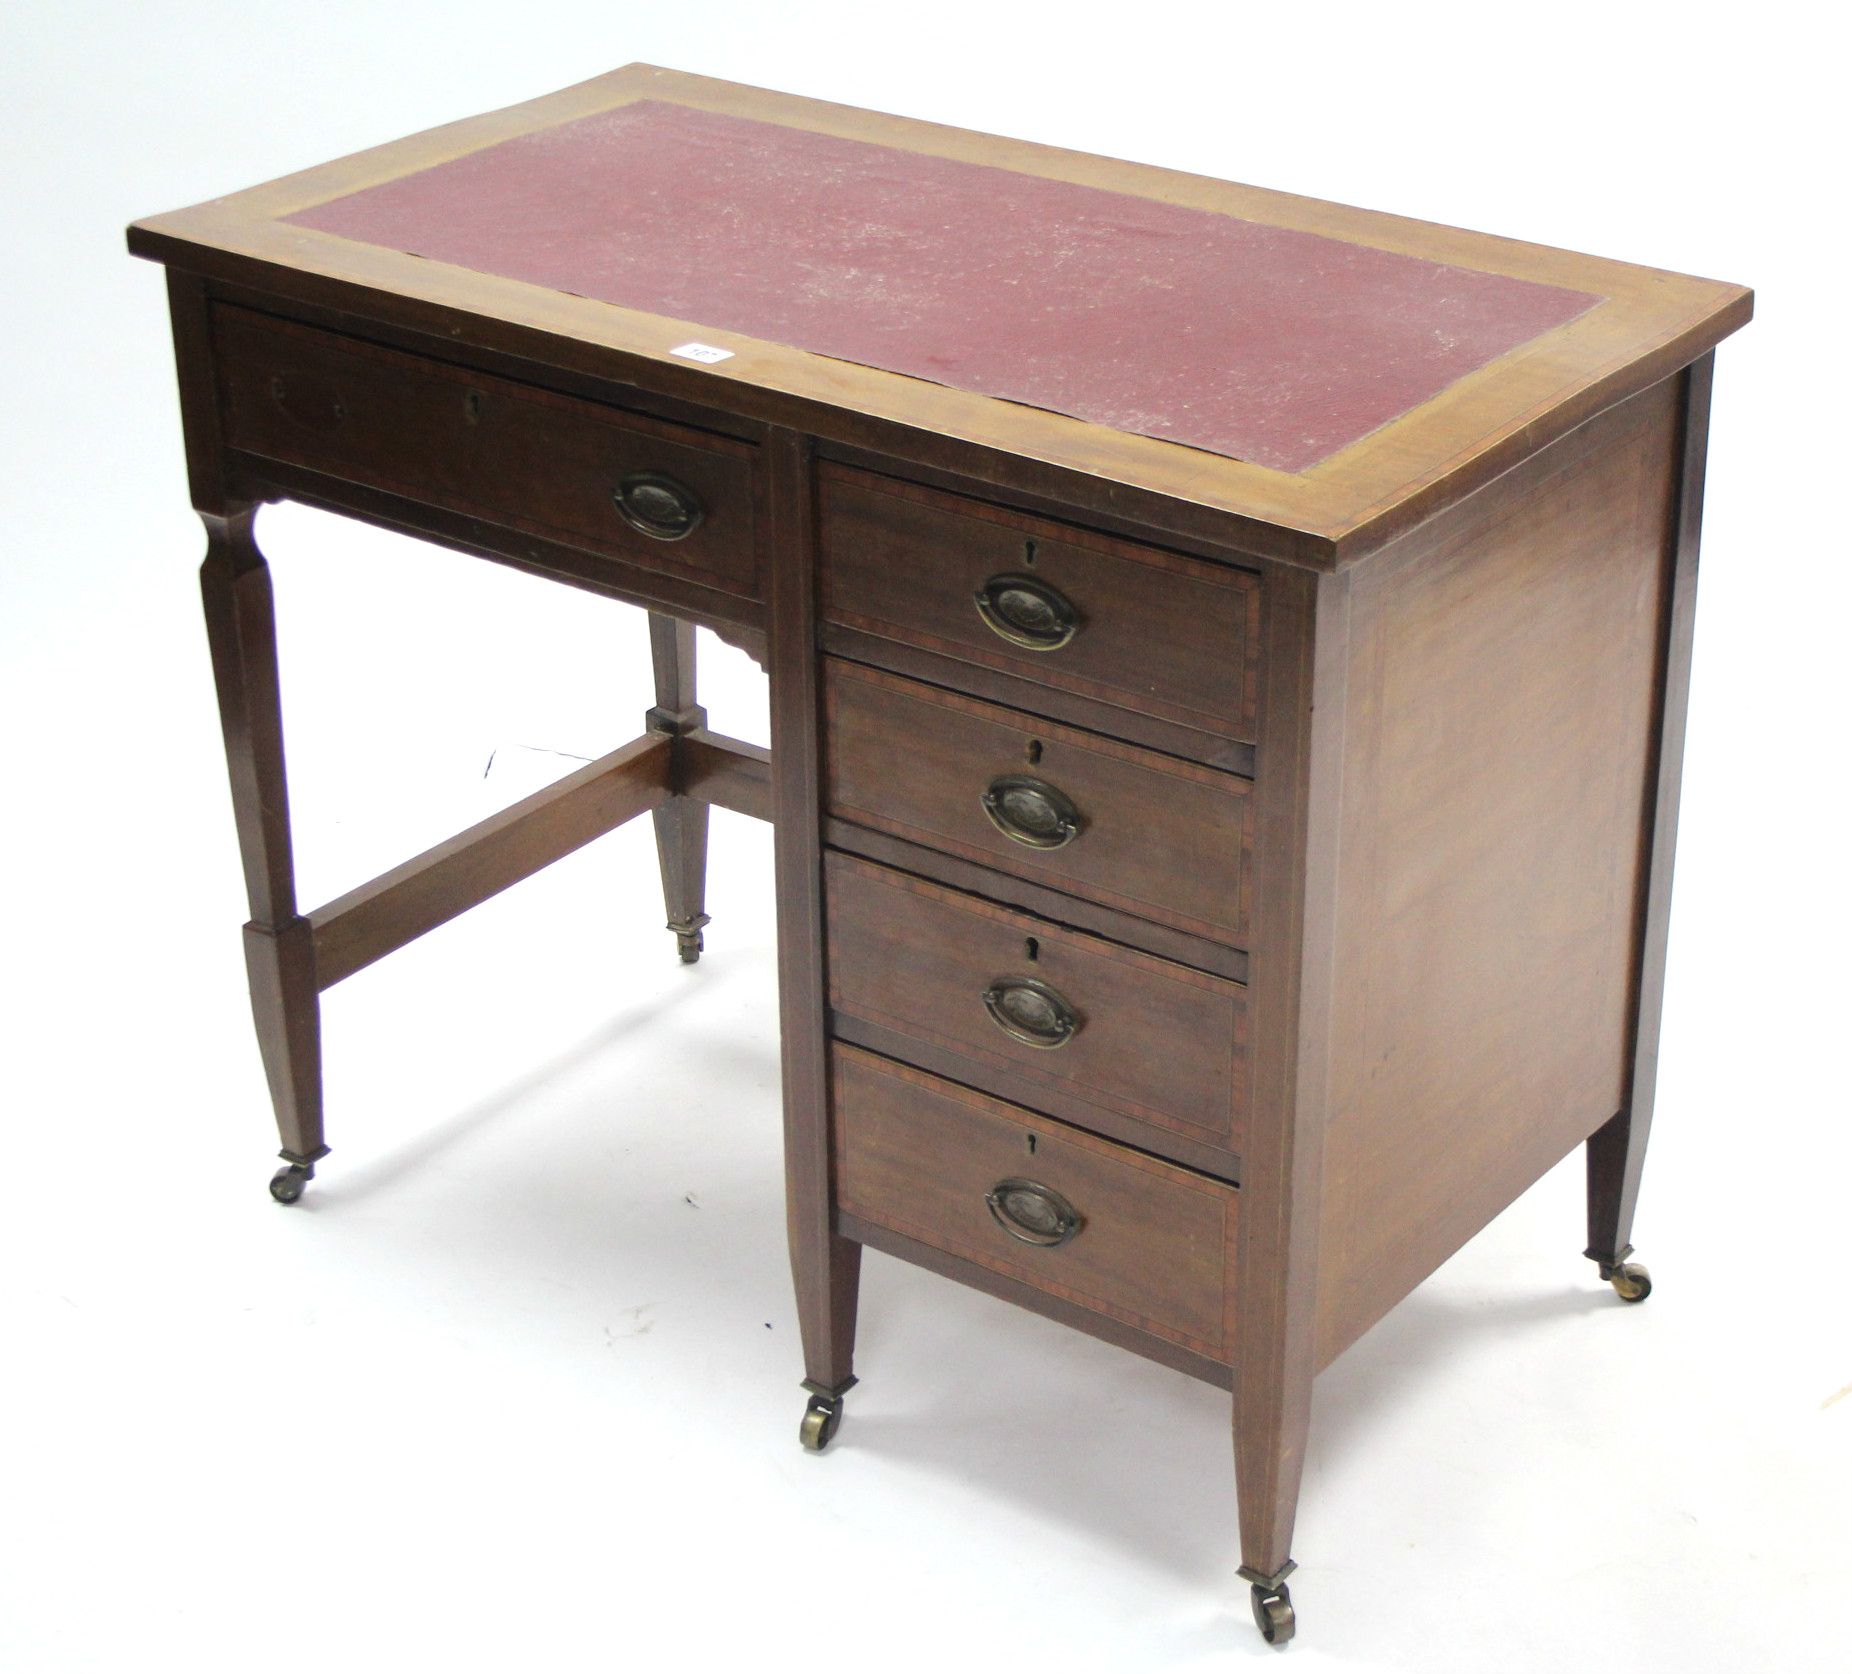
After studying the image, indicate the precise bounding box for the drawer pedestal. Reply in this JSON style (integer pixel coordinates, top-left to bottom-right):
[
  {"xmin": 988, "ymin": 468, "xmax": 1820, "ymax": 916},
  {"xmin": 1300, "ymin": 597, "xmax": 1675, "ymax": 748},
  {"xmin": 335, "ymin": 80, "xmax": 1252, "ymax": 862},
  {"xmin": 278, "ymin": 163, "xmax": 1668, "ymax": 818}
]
[{"xmin": 133, "ymin": 64, "xmax": 1747, "ymax": 1645}]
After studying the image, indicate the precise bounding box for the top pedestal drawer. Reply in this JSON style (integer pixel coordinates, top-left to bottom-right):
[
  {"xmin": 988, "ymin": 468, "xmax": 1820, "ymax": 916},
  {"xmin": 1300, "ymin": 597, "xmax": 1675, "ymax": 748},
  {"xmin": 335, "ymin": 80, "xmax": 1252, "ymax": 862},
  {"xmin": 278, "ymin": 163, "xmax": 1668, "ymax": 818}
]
[
  {"xmin": 819, "ymin": 466, "xmax": 1262, "ymax": 744},
  {"xmin": 213, "ymin": 308, "xmax": 759, "ymax": 598}
]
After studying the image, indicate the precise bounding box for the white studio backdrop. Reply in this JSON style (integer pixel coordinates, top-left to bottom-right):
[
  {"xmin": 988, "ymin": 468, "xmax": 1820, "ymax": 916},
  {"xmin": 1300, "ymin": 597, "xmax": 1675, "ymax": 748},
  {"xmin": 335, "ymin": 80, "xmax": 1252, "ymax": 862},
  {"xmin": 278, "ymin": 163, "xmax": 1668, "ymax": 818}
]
[{"xmin": 2, "ymin": 4, "xmax": 1847, "ymax": 1671}]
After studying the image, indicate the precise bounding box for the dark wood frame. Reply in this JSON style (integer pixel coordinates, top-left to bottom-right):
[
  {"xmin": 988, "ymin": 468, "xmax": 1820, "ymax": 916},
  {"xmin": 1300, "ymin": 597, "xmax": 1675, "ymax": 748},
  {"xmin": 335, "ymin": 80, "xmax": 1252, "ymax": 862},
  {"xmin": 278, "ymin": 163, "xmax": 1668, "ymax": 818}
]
[
  {"xmin": 181, "ymin": 269, "xmax": 777, "ymax": 1180},
  {"xmin": 1586, "ymin": 353, "xmax": 1714, "ymax": 1272},
  {"xmin": 135, "ymin": 72, "xmax": 1748, "ymax": 1640},
  {"xmin": 161, "ymin": 259, "xmax": 1731, "ymax": 1620},
  {"xmin": 131, "ymin": 66, "xmax": 1749, "ymax": 566}
]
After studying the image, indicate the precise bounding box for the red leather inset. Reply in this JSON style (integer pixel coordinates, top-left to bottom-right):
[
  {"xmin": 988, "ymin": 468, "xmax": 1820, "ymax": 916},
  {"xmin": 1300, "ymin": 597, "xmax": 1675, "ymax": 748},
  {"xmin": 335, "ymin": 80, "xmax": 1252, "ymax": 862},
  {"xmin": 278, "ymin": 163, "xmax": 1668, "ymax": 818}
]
[{"xmin": 289, "ymin": 101, "xmax": 1598, "ymax": 473}]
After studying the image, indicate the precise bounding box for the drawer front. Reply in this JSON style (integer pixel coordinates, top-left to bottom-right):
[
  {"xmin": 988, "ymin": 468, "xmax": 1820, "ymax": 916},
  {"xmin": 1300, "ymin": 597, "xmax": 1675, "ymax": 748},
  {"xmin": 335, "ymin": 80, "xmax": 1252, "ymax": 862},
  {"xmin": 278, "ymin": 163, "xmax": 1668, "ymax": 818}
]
[
  {"xmin": 832, "ymin": 1045, "xmax": 1236, "ymax": 1360},
  {"xmin": 824, "ymin": 660, "xmax": 1252, "ymax": 945},
  {"xmin": 825, "ymin": 852, "xmax": 1247, "ymax": 1157},
  {"xmin": 214, "ymin": 307, "xmax": 758, "ymax": 596},
  {"xmin": 820, "ymin": 466, "xmax": 1262, "ymax": 743}
]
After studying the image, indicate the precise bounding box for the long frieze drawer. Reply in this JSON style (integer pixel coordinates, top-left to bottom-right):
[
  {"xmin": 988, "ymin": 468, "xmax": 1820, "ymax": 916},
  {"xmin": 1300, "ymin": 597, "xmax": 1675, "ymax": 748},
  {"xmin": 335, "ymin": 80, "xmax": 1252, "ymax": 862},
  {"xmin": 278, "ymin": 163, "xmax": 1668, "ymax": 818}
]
[
  {"xmin": 824, "ymin": 660, "xmax": 1252, "ymax": 946},
  {"xmin": 832, "ymin": 1045, "xmax": 1237, "ymax": 1363},
  {"xmin": 213, "ymin": 306, "xmax": 759, "ymax": 596},
  {"xmin": 825, "ymin": 852, "xmax": 1247, "ymax": 1159},
  {"xmin": 820, "ymin": 465, "xmax": 1262, "ymax": 743}
]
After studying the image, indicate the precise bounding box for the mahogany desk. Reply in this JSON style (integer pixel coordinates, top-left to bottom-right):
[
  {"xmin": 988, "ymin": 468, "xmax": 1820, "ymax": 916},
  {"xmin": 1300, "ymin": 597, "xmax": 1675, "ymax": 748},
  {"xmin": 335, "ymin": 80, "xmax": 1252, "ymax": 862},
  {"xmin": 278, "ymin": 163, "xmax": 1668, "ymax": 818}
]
[{"xmin": 129, "ymin": 67, "xmax": 1751, "ymax": 1646}]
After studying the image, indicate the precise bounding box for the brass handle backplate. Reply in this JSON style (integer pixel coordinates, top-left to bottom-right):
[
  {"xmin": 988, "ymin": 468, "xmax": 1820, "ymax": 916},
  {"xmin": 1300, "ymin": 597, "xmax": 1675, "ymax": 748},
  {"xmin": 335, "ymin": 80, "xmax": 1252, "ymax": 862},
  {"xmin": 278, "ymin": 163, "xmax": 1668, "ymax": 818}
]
[
  {"xmin": 980, "ymin": 774, "xmax": 1081, "ymax": 850},
  {"xmin": 986, "ymin": 1177, "xmax": 1084, "ymax": 1247},
  {"xmin": 614, "ymin": 472, "xmax": 705, "ymax": 541},
  {"xmin": 974, "ymin": 572, "xmax": 1078, "ymax": 651},
  {"xmin": 982, "ymin": 975, "xmax": 1081, "ymax": 1048}
]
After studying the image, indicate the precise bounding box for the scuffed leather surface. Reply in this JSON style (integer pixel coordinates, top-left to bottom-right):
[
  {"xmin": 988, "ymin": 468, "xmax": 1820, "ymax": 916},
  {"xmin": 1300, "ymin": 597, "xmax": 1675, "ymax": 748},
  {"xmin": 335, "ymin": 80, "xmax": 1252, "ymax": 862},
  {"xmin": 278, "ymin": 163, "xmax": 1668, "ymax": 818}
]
[{"xmin": 290, "ymin": 101, "xmax": 1597, "ymax": 473}]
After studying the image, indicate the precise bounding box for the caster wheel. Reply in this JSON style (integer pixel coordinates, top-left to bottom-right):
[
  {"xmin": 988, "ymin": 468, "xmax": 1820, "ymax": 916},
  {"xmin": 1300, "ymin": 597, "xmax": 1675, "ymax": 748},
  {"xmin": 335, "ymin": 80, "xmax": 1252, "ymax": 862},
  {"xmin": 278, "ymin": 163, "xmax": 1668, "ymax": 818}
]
[
  {"xmin": 1608, "ymin": 1261, "xmax": 1652, "ymax": 1303},
  {"xmin": 269, "ymin": 1163, "xmax": 312, "ymax": 1205},
  {"xmin": 799, "ymin": 1395, "xmax": 843, "ymax": 1452},
  {"xmin": 1250, "ymin": 1582, "xmax": 1296, "ymax": 1646},
  {"xmin": 670, "ymin": 915, "xmax": 710, "ymax": 966}
]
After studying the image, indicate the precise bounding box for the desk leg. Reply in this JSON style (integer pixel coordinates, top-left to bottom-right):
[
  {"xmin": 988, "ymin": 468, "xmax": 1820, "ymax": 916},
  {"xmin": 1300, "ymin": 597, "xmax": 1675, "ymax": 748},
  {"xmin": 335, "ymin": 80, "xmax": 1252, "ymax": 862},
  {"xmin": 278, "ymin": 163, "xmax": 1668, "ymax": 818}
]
[
  {"xmin": 766, "ymin": 428, "xmax": 861, "ymax": 1448},
  {"xmin": 1586, "ymin": 1110, "xmax": 1652, "ymax": 1301},
  {"xmin": 1586, "ymin": 354, "xmax": 1711, "ymax": 1307},
  {"xmin": 1228, "ymin": 563, "xmax": 1336, "ymax": 1647},
  {"xmin": 646, "ymin": 614, "xmax": 711, "ymax": 963},
  {"xmin": 199, "ymin": 508, "xmax": 327, "ymax": 1202}
]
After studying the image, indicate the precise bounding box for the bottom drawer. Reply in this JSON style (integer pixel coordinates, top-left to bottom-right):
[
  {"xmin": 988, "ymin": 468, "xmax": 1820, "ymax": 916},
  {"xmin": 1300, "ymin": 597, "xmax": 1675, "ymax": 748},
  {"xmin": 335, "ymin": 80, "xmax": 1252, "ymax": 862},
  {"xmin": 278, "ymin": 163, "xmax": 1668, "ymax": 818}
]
[{"xmin": 832, "ymin": 1044, "xmax": 1237, "ymax": 1361}]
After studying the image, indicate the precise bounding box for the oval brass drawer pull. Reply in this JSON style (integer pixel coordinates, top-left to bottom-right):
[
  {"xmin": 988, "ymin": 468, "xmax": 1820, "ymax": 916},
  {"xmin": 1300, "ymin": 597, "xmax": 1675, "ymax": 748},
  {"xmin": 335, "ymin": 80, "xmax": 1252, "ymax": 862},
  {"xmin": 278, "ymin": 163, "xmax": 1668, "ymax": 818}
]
[
  {"xmin": 973, "ymin": 572, "xmax": 1078, "ymax": 650},
  {"xmin": 614, "ymin": 471, "xmax": 705, "ymax": 541},
  {"xmin": 986, "ymin": 1177, "xmax": 1084, "ymax": 1247},
  {"xmin": 981, "ymin": 975, "xmax": 1081, "ymax": 1048},
  {"xmin": 980, "ymin": 773, "xmax": 1081, "ymax": 849}
]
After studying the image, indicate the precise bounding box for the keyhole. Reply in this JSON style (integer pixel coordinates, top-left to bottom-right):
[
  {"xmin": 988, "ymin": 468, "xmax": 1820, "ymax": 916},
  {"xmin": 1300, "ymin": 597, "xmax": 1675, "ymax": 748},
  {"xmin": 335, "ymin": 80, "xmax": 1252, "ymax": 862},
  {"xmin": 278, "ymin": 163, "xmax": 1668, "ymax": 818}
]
[
  {"xmin": 1024, "ymin": 936, "xmax": 1039, "ymax": 963},
  {"xmin": 463, "ymin": 389, "xmax": 485, "ymax": 424},
  {"xmin": 1025, "ymin": 739, "xmax": 1043, "ymax": 766},
  {"xmin": 1024, "ymin": 538, "xmax": 1038, "ymax": 567},
  {"xmin": 1025, "ymin": 1133, "xmax": 1038, "ymax": 1156}
]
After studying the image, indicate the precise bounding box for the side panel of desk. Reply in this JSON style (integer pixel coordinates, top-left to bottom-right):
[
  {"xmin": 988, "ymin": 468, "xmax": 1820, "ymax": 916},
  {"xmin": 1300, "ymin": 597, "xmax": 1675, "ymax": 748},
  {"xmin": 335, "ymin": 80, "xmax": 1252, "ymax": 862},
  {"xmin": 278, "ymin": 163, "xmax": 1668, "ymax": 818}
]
[{"xmin": 1312, "ymin": 375, "xmax": 1685, "ymax": 1367}]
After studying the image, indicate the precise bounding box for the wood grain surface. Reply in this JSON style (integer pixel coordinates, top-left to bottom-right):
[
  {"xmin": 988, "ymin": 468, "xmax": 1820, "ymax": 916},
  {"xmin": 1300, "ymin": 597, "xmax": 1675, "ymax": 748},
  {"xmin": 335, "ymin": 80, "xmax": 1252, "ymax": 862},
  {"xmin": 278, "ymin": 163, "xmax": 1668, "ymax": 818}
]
[
  {"xmin": 215, "ymin": 305, "xmax": 761, "ymax": 596},
  {"xmin": 309, "ymin": 733, "xmax": 672, "ymax": 989},
  {"xmin": 819, "ymin": 463, "xmax": 1262, "ymax": 742},
  {"xmin": 766, "ymin": 428, "xmax": 862, "ymax": 1394},
  {"xmin": 1588, "ymin": 354, "xmax": 1714, "ymax": 1267},
  {"xmin": 824, "ymin": 660, "xmax": 1253, "ymax": 945},
  {"xmin": 825, "ymin": 852, "xmax": 1248, "ymax": 1158},
  {"xmin": 135, "ymin": 77, "xmax": 1743, "ymax": 1611},
  {"xmin": 128, "ymin": 65, "xmax": 1751, "ymax": 565},
  {"xmin": 824, "ymin": 820, "xmax": 1248, "ymax": 982},
  {"xmin": 1226, "ymin": 558, "xmax": 1329, "ymax": 1582},
  {"xmin": 1312, "ymin": 377, "xmax": 1682, "ymax": 1366},
  {"xmin": 832, "ymin": 1045, "xmax": 1238, "ymax": 1361}
]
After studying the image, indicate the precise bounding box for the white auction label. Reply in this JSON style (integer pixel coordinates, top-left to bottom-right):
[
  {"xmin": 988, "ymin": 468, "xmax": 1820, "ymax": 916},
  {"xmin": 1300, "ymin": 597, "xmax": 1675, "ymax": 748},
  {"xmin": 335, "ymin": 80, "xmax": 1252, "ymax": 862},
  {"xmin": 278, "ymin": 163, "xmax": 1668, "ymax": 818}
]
[{"xmin": 670, "ymin": 342, "xmax": 734, "ymax": 364}]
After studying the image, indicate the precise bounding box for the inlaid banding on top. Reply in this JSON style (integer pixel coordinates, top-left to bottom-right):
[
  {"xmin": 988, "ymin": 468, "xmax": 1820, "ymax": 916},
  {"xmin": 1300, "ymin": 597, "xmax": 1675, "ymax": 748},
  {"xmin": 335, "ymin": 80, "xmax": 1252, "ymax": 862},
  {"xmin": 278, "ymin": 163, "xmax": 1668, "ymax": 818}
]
[{"xmin": 287, "ymin": 100, "xmax": 1599, "ymax": 473}]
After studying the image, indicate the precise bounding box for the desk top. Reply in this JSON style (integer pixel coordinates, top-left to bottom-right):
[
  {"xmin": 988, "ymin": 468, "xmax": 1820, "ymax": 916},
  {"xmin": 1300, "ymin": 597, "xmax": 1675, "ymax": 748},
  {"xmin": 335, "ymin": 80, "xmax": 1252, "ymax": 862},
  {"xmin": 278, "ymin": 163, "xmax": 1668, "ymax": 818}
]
[
  {"xmin": 130, "ymin": 66, "xmax": 1749, "ymax": 561},
  {"xmin": 281, "ymin": 99, "xmax": 1600, "ymax": 477}
]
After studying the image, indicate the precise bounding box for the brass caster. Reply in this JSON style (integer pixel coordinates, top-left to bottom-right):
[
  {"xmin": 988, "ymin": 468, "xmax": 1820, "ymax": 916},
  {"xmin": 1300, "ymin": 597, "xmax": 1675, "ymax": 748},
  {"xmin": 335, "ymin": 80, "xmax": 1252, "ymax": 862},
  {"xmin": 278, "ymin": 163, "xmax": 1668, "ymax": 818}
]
[
  {"xmin": 1250, "ymin": 1582, "xmax": 1296, "ymax": 1646},
  {"xmin": 269, "ymin": 1163, "xmax": 313, "ymax": 1204},
  {"xmin": 1604, "ymin": 1260, "xmax": 1652, "ymax": 1303},
  {"xmin": 669, "ymin": 913, "xmax": 711, "ymax": 966},
  {"xmin": 799, "ymin": 1394, "xmax": 843, "ymax": 1452}
]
